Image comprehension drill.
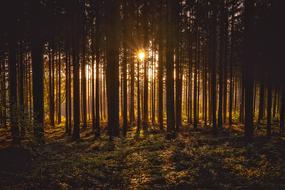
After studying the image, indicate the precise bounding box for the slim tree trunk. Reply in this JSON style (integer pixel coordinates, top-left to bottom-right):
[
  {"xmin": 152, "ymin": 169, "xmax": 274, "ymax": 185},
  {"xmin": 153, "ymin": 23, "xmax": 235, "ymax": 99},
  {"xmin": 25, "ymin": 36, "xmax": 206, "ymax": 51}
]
[
  {"xmin": 82, "ymin": 34, "xmax": 87, "ymax": 129},
  {"xmin": 143, "ymin": 6, "xmax": 149, "ymax": 131},
  {"xmin": 18, "ymin": 42, "xmax": 25, "ymax": 135},
  {"xmin": 136, "ymin": 60, "xmax": 141, "ymax": 134},
  {"xmin": 0, "ymin": 59, "xmax": 6, "ymax": 128},
  {"xmin": 72, "ymin": 13, "xmax": 80, "ymax": 140},
  {"xmin": 176, "ymin": 50, "xmax": 182, "ymax": 131},
  {"xmin": 8, "ymin": 35, "xmax": 20, "ymax": 143},
  {"xmin": 122, "ymin": 1, "xmax": 128, "ymax": 135},
  {"xmin": 91, "ymin": 20, "xmax": 96, "ymax": 132},
  {"xmin": 130, "ymin": 56, "xmax": 135, "ymax": 126},
  {"xmin": 258, "ymin": 80, "xmax": 265, "ymax": 125},
  {"xmin": 229, "ymin": 3, "xmax": 235, "ymax": 127},
  {"xmin": 244, "ymin": 0, "xmax": 254, "ymax": 141},
  {"xmin": 58, "ymin": 49, "xmax": 62, "ymax": 124},
  {"xmin": 193, "ymin": 27, "xmax": 198, "ymax": 129},
  {"xmin": 49, "ymin": 41, "xmax": 55, "ymax": 127},
  {"xmin": 143, "ymin": 56, "xmax": 149, "ymax": 131},
  {"xmin": 95, "ymin": 27, "xmax": 101, "ymax": 138},
  {"xmin": 65, "ymin": 46, "xmax": 70, "ymax": 134},
  {"xmin": 280, "ymin": 88, "xmax": 285, "ymax": 133},
  {"xmin": 188, "ymin": 41, "xmax": 193, "ymax": 124},
  {"xmin": 240, "ymin": 77, "xmax": 245, "ymax": 123},
  {"xmin": 158, "ymin": 3, "xmax": 164, "ymax": 130},
  {"xmin": 166, "ymin": 0, "xmax": 176, "ymax": 135},
  {"xmin": 267, "ymin": 81, "xmax": 272, "ymax": 138},
  {"xmin": 68, "ymin": 50, "xmax": 72, "ymax": 135},
  {"xmin": 175, "ymin": 3, "xmax": 182, "ymax": 131},
  {"xmin": 211, "ymin": 2, "xmax": 218, "ymax": 134},
  {"xmin": 273, "ymin": 89, "xmax": 278, "ymax": 119}
]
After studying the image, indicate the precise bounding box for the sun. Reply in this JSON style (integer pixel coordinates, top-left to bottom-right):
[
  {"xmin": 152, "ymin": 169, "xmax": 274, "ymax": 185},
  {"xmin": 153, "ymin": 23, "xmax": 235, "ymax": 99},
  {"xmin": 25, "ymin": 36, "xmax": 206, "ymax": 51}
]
[{"xmin": 137, "ymin": 50, "xmax": 145, "ymax": 62}]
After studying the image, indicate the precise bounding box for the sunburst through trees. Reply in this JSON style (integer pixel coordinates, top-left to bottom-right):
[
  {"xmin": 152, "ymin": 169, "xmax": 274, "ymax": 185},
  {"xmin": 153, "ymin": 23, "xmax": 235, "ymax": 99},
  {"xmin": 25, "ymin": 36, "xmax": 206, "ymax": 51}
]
[{"xmin": 0, "ymin": 0, "xmax": 284, "ymax": 143}]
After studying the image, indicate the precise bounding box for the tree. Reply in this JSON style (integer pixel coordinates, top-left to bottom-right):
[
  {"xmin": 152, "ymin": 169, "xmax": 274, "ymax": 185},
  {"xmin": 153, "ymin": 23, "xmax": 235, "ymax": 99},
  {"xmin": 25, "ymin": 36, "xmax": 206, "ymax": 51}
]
[
  {"xmin": 280, "ymin": 88, "xmax": 285, "ymax": 133},
  {"xmin": 210, "ymin": 0, "xmax": 218, "ymax": 134},
  {"xmin": 105, "ymin": 0, "xmax": 120, "ymax": 139},
  {"xmin": 267, "ymin": 81, "xmax": 272, "ymax": 138},
  {"xmin": 95, "ymin": 0, "xmax": 101, "ymax": 138},
  {"xmin": 31, "ymin": 0, "xmax": 45, "ymax": 143},
  {"xmin": 122, "ymin": 0, "xmax": 128, "ymax": 136},
  {"xmin": 158, "ymin": 0, "xmax": 165, "ymax": 131},
  {"xmin": 8, "ymin": 25, "xmax": 20, "ymax": 143},
  {"xmin": 243, "ymin": 0, "xmax": 255, "ymax": 141},
  {"xmin": 71, "ymin": 3, "xmax": 81, "ymax": 140},
  {"xmin": 166, "ymin": 0, "xmax": 177, "ymax": 135}
]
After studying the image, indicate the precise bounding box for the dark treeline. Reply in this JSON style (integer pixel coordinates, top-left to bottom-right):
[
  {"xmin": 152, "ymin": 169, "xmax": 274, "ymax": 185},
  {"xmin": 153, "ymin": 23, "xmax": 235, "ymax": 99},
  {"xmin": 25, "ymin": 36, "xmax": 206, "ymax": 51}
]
[{"xmin": 0, "ymin": 0, "xmax": 284, "ymax": 144}]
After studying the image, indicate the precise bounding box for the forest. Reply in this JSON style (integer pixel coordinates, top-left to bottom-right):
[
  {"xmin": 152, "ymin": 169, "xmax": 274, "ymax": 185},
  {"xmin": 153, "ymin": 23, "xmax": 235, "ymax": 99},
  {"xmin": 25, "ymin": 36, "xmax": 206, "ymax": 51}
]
[{"xmin": 0, "ymin": 0, "xmax": 284, "ymax": 189}]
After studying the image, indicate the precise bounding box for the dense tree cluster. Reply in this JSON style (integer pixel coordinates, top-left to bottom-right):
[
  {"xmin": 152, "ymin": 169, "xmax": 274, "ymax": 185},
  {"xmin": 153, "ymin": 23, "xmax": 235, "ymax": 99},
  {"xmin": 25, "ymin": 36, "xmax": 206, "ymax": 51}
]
[{"xmin": 0, "ymin": 0, "xmax": 284, "ymax": 144}]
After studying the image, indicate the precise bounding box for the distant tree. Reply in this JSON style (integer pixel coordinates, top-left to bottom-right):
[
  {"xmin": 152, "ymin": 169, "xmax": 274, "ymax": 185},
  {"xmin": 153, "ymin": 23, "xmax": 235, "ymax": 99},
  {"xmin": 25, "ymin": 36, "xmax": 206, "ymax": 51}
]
[{"xmin": 8, "ymin": 21, "xmax": 20, "ymax": 143}]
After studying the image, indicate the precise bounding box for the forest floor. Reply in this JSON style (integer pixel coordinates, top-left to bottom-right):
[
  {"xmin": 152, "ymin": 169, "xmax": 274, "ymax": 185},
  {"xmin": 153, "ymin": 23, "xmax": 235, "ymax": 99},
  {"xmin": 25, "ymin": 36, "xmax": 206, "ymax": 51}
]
[{"xmin": 0, "ymin": 124, "xmax": 285, "ymax": 190}]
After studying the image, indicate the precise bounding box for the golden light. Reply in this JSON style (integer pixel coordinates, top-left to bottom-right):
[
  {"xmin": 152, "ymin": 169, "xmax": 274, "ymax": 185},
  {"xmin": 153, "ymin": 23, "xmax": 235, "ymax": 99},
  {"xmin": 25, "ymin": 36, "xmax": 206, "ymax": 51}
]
[{"xmin": 137, "ymin": 50, "xmax": 145, "ymax": 62}]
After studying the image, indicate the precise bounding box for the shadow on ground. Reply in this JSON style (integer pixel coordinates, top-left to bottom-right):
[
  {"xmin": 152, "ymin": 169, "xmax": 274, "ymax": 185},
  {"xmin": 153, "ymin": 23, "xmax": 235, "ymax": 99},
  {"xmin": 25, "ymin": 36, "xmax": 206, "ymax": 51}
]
[{"xmin": 0, "ymin": 125, "xmax": 285, "ymax": 189}]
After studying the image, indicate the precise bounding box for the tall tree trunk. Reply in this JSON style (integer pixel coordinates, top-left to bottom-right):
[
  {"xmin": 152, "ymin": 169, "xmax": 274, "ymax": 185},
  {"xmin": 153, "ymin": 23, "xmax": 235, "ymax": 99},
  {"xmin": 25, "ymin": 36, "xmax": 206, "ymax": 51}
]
[
  {"xmin": 280, "ymin": 87, "xmax": 285, "ymax": 133},
  {"xmin": 68, "ymin": 49, "xmax": 72, "ymax": 135},
  {"xmin": 218, "ymin": 0, "xmax": 226, "ymax": 129},
  {"xmin": 49, "ymin": 42, "xmax": 54, "ymax": 127},
  {"xmin": 175, "ymin": 2, "xmax": 182, "ymax": 131},
  {"xmin": 0, "ymin": 59, "xmax": 6, "ymax": 128},
  {"xmin": 122, "ymin": 0, "xmax": 128, "ymax": 136},
  {"xmin": 188, "ymin": 38, "xmax": 193, "ymax": 124},
  {"xmin": 18, "ymin": 42, "xmax": 25, "ymax": 135},
  {"xmin": 258, "ymin": 80, "xmax": 265, "ymax": 125},
  {"xmin": 203, "ymin": 56, "xmax": 208, "ymax": 126},
  {"xmin": 91, "ymin": 19, "xmax": 96, "ymax": 133},
  {"xmin": 65, "ymin": 45, "xmax": 70, "ymax": 134},
  {"xmin": 166, "ymin": 0, "xmax": 176, "ymax": 135},
  {"xmin": 58, "ymin": 49, "xmax": 62, "ymax": 124},
  {"xmin": 8, "ymin": 35, "xmax": 20, "ymax": 143},
  {"xmin": 136, "ymin": 59, "xmax": 141, "ymax": 134},
  {"xmin": 267, "ymin": 81, "xmax": 272, "ymax": 138},
  {"xmin": 143, "ymin": 4, "xmax": 149, "ymax": 131},
  {"xmin": 211, "ymin": 1, "xmax": 218, "ymax": 134},
  {"xmin": 31, "ymin": 22, "xmax": 44, "ymax": 143},
  {"xmin": 244, "ymin": 0, "xmax": 254, "ymax": 141},
  {"xmin": 106, "ymin": 0, "xmax": 120, "ymax": 139},
  {"xmin": 122, "ymin": 47, "xmax": 128, "ymax": 136},
  {"xmin": 130, "ymin": 56, "xmax": 135, "ymax": 126},
  {"xmin": 95, "ymin": 27, "xmax": 101, "ymax": 138},
  {"xmin": 158, "ymin": 2, "xmax": 164, "ymax": 131},
  {"xmin": 240, "ymin": 77, "xmax": 245, "ymax": 123},
  {"xmin": 82, "ymin": 32, "xmax": 87, "ymax": 129},
  {"xmin": 273, "ymin": 89, "xmax": 278, "ymax": 119},
  {"xmin": 193, "ymin": 26, "xmax": 198, "ymax": 129},
  {"xmin": 176, "ymin": 49, "xmax": 182, "ymax": 131},
  {"xmin": 229, "ymin": 3, "xmax": 235, "ymax": 127},
  {"xmin": 151, "ymin": 49, "xmax": 156, "ymax": 125},
  {"xmin": 222, "ymin": 1, "xmax": 228, "ymax": 124},
  {"xmin": 72, "ymin": 13, "xmax": 80, "ymax": 140},
  {"xmin": 143, "ymin": 56, "xmax": 149, "ymax": 131}
]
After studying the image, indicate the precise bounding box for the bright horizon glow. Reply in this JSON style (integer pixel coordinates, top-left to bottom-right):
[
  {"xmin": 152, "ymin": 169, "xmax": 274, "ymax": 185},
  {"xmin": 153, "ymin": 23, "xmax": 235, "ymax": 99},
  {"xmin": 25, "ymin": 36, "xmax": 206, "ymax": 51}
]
[{"xmin": 138, "ymin": 50, "xmax": 145, "ymax": 62}]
